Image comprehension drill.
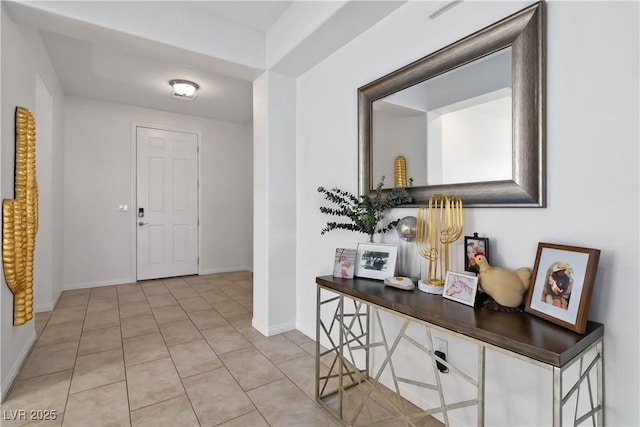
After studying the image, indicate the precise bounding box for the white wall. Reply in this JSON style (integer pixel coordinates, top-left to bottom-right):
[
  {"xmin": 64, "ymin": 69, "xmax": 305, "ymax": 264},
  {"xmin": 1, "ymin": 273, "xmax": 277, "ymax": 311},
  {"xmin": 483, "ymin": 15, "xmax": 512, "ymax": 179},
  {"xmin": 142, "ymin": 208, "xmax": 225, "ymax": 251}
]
[
  {"xmin": 18, "ymin": 17, "xmax": 66, "ymax": 315},
  {"xmin": 34, "ymin": 74, "xmax": 54, "ymax": 309},
  {"xmin": 1, "ymin": 7, "xmax": 65, "ymax": 399},
  {"xmin": 252, "ymin": 72, "xmax": 297, "ymax": 336},
  {"xmin": 372, "ymin": 111, "xmax": 427, "ymax": 187},
  {"xmin": 439, "ymin": 96, "xmax": 512, "ymax": 184},
  {"xmin": 63, "ymin": 97, "xmax": 253, "ymax": 289},
  {"xmin": 296, "ymin": 1, "xmax": 638, "ymax": 426}
]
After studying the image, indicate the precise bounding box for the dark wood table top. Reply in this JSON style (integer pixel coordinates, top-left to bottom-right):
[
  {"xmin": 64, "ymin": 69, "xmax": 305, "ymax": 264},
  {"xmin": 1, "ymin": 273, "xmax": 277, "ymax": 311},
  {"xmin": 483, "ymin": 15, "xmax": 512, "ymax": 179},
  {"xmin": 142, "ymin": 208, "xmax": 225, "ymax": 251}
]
[{"xmin": 316, "ymin": 275, "xmax": 604, "ymax": 367}]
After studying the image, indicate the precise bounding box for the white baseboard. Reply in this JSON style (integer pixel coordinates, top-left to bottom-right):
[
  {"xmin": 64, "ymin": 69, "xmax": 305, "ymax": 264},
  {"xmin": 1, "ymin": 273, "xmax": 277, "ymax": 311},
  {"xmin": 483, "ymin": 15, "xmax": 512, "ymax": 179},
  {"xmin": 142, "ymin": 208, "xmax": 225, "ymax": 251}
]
[
  {"xmin": 62, "ymin": 269, "xmax": 253, "ymax": 291},
  {"xmin": 52, "ymin": 286, "xmax": 62, "ymax": 309},
  {"xmin": 63, "ymin": 277, "xmax": 135, "ymax": 291},
  {"xmin": 297, "ymin": 322, "xmax": 317, "ymax": 342},
  {"xmin": 35, "ymin": 286, "xmax": 63, "ymax": 313},
  {"xmin": 34, "ymin": 303, "xmax": 54, "ymax": 313},
  {"xmin": 199, "ymin": 266, "xmax": 252, "ymax": 275},
  {"xmin": 1, "ymin": 330, "xmax": 36, "ymax": 402},
  {"xmin": 251, "ymin": 317, "xmax": 296, "ymax": 337},
  {"xmin": 267, "ymin": 320, "xmax": 297, "ymax": 336}
]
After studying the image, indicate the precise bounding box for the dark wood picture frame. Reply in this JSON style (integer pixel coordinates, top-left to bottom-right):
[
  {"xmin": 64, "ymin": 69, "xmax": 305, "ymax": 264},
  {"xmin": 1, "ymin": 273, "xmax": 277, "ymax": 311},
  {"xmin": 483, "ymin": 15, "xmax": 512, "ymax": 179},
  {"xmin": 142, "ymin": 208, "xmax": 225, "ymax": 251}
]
[
  {"xmin": 464, "ymin": 233, "xmax": 489, "ymax": 274},
  {"xmin": 525, "ymin": 243, "xmax": 600, "ymax": 334}
]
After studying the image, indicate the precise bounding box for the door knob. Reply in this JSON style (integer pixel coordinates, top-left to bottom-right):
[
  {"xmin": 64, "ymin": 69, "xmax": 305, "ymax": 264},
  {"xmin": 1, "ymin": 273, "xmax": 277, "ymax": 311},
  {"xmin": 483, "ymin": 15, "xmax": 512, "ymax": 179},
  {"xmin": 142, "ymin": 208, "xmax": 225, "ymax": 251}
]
[{"xmin": 138, "ymin": 221, "xmax": 149, "ymax": 226}]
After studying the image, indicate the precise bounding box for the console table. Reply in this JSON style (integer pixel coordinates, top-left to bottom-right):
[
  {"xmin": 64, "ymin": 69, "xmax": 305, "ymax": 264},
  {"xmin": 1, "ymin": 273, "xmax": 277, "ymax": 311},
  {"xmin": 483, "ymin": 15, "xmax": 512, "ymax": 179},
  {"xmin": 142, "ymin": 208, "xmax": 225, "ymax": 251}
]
[{"xmin": 315, "ymin": 275, "xmax": 604, "ymax": 426}]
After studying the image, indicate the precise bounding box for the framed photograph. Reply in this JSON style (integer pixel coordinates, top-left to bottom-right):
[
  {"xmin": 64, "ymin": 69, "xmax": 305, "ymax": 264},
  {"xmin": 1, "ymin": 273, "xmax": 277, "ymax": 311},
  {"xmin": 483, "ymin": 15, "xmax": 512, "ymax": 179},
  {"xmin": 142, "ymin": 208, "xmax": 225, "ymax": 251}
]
[
  {"xmin": 525, "ymin": 243, "xmax": 601, "ymax": 334},
  {"xmin": 333, "ymin": 248, "xmax": 356, "ymax": 279},
  {"xmin": 355, "ymin": 243, "xmax": 398, "ymax": 280},
  {"xmin": 443, "ymin": 271, "xmax": 479, "ymax": 306},
  {"xmin": 464, "ymin": 233, "xmax": 489, "ymax": 273}
]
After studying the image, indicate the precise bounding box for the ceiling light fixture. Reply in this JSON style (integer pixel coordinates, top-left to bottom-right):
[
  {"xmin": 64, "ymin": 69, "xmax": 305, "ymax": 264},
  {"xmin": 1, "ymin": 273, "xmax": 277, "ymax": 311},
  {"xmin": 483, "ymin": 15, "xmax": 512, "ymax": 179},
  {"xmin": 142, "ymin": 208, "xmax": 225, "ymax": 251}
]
[{"xmin": 170, "ymin": 79, "xmax": 199, "ymax": 100}]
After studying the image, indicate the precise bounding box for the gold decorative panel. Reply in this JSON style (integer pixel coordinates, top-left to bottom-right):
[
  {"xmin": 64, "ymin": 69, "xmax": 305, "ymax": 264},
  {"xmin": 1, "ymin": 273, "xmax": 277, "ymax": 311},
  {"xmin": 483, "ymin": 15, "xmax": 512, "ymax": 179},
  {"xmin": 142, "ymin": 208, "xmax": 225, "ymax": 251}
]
[{"xmin": 2, "ymin": 106, "xmax": 38, "ymax": 326}]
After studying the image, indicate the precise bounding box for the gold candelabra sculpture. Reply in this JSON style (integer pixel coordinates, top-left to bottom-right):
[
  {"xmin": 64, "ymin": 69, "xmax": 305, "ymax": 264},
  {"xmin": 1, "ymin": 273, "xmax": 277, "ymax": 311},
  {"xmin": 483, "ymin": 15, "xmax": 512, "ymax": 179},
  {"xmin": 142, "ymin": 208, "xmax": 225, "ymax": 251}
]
[{"xmin": 415, "ymin": 193, "xmax": 463, "ymax": 294}]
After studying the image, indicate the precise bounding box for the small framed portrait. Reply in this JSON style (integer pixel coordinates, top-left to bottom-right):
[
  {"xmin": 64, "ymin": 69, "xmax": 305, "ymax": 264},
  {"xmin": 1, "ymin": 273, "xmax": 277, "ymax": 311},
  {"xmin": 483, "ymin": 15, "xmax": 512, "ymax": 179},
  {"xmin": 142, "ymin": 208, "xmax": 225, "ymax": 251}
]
[
  {"xmin": 355, "ymin": 243, "xmax": 398, "ymax": 280},
  {"xmin": 333, "ymin": 248, "xmax": 356, "ymax": 279},
  {"xmin": 464, "ymin": 233, "xmax": 489, "ymax": 274},
  {"xmin": 525, "ymin": 243, "xmax": 600, "ymax": 334},
  {"xmin": 443, "ymin": 271, "xmax": 479, "ymax": 307}
]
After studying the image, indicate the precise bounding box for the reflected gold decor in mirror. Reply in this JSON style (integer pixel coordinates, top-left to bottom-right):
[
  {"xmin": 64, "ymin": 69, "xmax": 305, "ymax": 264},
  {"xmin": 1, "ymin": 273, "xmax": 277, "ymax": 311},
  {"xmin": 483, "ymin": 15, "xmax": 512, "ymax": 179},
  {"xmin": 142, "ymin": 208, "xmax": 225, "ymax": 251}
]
[
  {"xmin": 3, "ymin": 107, "xmax": 38, "ymax": 326},
  {"xmin": 359, "ymin": 2, "xmax": 545, "ymax": 207}
]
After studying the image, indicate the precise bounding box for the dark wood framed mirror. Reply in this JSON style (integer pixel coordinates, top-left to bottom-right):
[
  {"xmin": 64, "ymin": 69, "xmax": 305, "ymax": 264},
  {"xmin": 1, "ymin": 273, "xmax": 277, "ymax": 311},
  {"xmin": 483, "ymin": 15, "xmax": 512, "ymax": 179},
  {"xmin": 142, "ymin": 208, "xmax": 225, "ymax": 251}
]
[{"xmin": 358, "ymin": 2, "xmax": 545, "ymax": 207}]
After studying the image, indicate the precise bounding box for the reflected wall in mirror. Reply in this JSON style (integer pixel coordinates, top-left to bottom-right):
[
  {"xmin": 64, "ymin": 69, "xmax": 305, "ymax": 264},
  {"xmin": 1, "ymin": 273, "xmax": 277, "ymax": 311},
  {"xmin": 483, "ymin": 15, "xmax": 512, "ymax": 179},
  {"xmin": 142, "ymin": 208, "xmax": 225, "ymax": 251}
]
[
  {"xmin": 373, "ymin": 48, "xmax": 512, "ymax": 188},
  {"xmin": 359, "ymin": 2, "xmax": 545, "ymax": 207}
]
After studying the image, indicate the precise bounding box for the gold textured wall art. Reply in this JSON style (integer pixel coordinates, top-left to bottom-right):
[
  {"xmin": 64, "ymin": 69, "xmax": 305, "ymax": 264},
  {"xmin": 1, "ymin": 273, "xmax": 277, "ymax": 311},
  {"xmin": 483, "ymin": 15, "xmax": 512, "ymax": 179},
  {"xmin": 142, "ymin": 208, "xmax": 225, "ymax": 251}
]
[{"xmin": 2, "ymin": 106, "xmax": 38, "ymax": 326}]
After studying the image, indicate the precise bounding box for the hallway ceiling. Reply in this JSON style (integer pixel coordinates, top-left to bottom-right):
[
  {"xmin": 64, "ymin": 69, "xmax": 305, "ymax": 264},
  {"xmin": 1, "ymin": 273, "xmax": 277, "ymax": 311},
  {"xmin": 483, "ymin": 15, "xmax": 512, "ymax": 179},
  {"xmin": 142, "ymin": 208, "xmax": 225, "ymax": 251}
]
[
  {"xmin": 5, "ymin": 1, "xmax": 407, "ymax": 124},
  {"xmin": 5, "ymin": 1, "xmax": 291, "ymax": 123},
  {"xmin": 39, "ymin": 28, "xmax": 257, "ymax": 123},
  {"xmin": 186, "ymin": 1, "xmax": 293, "ymax": 31}
]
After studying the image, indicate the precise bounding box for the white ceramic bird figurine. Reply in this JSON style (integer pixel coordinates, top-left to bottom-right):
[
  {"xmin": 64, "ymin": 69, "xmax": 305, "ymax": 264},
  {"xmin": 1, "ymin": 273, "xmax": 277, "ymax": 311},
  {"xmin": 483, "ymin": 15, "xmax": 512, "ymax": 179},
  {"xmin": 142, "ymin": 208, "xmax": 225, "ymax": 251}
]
[{"xmin": 472, "ymin": 253, "xmax": 531, "ymax": 308}]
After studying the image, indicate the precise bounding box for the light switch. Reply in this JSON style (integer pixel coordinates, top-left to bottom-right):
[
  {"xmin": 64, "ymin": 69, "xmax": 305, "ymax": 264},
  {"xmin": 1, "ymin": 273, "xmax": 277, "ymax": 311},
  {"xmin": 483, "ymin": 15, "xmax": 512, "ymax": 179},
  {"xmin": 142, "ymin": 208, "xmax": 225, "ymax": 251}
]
[{"xmin": 118, "ymin": 204, "xmax": 128, "ymax": 212}]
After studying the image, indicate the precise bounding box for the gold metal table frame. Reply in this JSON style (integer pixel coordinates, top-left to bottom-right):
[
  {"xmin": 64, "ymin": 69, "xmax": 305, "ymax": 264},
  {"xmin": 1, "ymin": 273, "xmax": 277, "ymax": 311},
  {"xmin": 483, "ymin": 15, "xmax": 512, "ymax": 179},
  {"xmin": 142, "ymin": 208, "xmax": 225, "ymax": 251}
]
[{"xmin": 315, "ymin": 276, "xmax": 604, "ymax": 426}]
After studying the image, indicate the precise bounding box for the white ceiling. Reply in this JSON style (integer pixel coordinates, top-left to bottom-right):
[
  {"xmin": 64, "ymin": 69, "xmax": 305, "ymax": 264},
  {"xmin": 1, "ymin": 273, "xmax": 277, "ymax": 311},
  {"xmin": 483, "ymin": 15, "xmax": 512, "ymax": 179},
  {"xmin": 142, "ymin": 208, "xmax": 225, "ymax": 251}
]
[
  {"xmin": 5, "ymin": 1, "xmax": 407, "ymax": 124},
  {"xmin": 186, "ymin": 1, "xmax": 293, "ymax": 31},
  {"xmin": 6, "ymin": 1, "xmax": 295, "ymax": 123},
  {"xmin": 39, "ymin": 29, "xmax": 256, "ymax": 123}
]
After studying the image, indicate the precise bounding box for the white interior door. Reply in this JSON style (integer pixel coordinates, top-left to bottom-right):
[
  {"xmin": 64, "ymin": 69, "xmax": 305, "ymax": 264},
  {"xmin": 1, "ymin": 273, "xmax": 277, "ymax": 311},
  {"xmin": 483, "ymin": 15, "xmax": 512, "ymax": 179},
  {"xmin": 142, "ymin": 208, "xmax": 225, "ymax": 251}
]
[{"xmin": 136, "ymin": 127, "xmax": 198, "ymax": 280}]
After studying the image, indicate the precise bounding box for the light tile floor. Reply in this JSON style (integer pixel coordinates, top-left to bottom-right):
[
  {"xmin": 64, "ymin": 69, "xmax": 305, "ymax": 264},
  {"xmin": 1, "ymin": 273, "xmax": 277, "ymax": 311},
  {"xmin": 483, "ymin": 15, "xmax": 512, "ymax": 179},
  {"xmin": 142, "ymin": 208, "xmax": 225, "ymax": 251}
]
[{"xmin": 1, "ymin": 271, "xmax": 442, "ymax": 427}]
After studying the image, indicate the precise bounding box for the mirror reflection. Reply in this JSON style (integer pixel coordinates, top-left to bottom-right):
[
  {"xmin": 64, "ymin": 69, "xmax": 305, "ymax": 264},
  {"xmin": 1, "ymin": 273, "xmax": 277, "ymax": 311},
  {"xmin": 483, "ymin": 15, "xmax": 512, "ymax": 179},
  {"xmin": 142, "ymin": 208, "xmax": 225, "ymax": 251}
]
[{"xmin": 372, "ymin": 48, "xmax": 513, "ymax": 188}]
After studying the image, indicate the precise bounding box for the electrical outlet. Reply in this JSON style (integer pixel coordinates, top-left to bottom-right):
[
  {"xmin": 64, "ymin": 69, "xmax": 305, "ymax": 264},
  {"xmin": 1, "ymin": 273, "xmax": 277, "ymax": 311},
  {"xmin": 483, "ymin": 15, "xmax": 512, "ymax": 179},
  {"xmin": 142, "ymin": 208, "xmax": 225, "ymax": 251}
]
[
  {"xmin": 434, "ymin": 337, "xmax": 449, "ymax": 373},
  {"xmin": 434, "ymin": 337, "xmax": 448, "ymax": 355}
]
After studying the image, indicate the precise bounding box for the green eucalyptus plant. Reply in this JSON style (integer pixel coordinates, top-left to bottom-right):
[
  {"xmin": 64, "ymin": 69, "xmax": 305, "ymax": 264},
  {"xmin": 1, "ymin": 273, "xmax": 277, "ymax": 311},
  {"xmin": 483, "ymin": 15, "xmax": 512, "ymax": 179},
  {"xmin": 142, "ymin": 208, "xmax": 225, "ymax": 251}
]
[{"xmin": 317, "ymin": 176, "xmax": 412, "ymax": 242}]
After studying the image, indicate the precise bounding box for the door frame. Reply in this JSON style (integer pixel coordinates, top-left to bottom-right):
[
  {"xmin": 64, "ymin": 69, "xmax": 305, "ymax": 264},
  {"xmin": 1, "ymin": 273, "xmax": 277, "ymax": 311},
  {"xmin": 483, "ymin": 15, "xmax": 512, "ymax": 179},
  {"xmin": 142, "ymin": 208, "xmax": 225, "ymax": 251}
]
[{"xmin": 130, "ymin": 122, "xmax": 202, "ymax": 282}]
